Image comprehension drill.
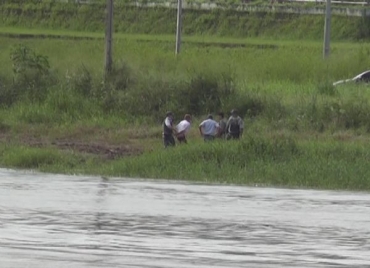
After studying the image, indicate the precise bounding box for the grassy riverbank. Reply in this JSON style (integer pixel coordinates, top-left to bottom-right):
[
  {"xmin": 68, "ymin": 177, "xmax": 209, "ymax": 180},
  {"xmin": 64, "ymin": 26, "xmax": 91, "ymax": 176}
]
[
  {"xmin": 2, "ymin": 133, "xmax": 370, "ymax": 191},
  {"xmin": 1, "ymin": 28, "xmax": 370, "ymax": 190}
]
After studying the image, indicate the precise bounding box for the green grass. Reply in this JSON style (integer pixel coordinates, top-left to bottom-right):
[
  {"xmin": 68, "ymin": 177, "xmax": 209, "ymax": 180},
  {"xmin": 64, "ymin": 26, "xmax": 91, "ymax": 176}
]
[
  {"xmin": 2, "ymin": 30, "xmax": 370, "ymax": 126},
  {"xmin": 2, "ymin": 30, "xmax": 370, "ymax": 120},
  {"xmin": 0, "ymin": 144, "xmax": 82, "ymax": 169},
  {"xmin": 1, "ymin": 27, "xmax": 370, "ymax": 190},
  {"xmin": 2, "ymin": 1, "xmax": 370, "ymax": 40},
  {"xmin": 1, "ymin": 29, "xmax": 370, "ymax": 83},
  {"xmin": 2, "ymin": 136, "xmax": 370, "ymax": 191},
  {"xmin": 104, "ymin": 138, "xmax": 370, "ymax": 190}
]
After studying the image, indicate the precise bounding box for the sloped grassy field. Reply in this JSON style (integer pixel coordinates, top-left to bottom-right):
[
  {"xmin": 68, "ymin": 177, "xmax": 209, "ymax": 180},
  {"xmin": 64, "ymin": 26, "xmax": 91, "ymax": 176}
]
[{"xmin": 1, "ymin": 24, "xmax": 370, "ymax": 190}]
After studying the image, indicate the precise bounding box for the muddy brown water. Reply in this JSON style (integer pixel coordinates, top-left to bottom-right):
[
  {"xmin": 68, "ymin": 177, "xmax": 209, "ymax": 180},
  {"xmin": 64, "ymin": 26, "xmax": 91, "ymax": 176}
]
[{"xmin": 1, "ymin": 168, "xmax": 370, "ymax": 268}]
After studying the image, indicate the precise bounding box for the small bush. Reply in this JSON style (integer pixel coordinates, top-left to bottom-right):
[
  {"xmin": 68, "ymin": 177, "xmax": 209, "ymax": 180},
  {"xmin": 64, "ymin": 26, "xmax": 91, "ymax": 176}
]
[
  {"xmin": 222, "ymin": 92, "xmax": 265, "ymax": 118},
  {"xmin": 178, "ymin": 72, "xmax": 236, "ymax": 115},
  {"xmin": 105, "ymin": 61, "xmax": 135, "ymax": 91},
  {"xmin": 10, "ymin": 44, "xmax": 56, "ymax": 102},
  {"xmin": 120, "ymin": 75, "xmax": 179, "ymax": 117},
  {"xmin": 113, "ymin": 70, "xmax": 238, "ymax": 118}
]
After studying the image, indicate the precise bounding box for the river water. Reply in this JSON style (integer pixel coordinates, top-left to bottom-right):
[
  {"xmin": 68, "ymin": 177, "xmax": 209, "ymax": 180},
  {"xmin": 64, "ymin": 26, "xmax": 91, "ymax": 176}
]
[{"xmin": 1, "ymin": 168, "xmax": 370, "ymax": 267}]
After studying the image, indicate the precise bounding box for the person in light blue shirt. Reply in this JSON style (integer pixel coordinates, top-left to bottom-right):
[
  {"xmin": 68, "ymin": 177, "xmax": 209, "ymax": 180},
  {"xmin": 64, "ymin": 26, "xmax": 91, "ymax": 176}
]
[{"xmin": 199, "ymin": 114, "xmax": 220, "ymax": 142}]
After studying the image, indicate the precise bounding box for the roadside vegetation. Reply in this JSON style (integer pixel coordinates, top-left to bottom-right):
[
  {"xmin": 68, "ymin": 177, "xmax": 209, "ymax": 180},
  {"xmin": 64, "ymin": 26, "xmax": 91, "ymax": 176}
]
[
  {"xmin": 2, "ymin": 0, "xmax": 370, "ymax": 40},
  {"xmin": 1, "ymin": 0, "xmax": 370, "ymax": 190}
]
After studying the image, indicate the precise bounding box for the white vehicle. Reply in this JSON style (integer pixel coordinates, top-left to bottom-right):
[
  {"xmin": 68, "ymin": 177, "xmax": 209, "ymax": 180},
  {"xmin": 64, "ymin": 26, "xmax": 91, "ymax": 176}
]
[{"xmin": 333, "ymin": 70, "xmax": 370, "ymax": 86}]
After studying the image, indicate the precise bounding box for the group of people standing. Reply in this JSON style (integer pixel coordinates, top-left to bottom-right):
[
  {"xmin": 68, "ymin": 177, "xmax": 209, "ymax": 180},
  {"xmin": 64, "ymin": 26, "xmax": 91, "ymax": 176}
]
[{"xmin": 162, "ymin": 109, "xmax": 244, "ymax": 148}]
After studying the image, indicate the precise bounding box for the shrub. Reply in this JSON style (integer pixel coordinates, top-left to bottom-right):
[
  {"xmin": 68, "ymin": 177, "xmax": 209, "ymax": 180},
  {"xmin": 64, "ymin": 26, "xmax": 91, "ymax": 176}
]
[
  {"xmin": 10, "ymin": 44, "xmax": 56, "ymax": 102},
  {"xmin": 105, "ymin": 61, "xmax": 135, "ymax": 91},
  {"xmin": 178, "ymin": 72, "xmax": 236, "ymax": 115},
  {"xmin": 120, "ymin": 74, "xmax": 179, "ymax": 117},
  {"xmin": 100, "ymin": 67, "xmax": 239, "ymax": 118},
  {"xmin": 225, "ymin": 92, "xmax": 265, "ymax": 118}
]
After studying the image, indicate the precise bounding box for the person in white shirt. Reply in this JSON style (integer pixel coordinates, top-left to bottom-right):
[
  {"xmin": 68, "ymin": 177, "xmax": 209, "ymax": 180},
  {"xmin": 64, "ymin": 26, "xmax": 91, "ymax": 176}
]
[
  {"xmin": 199, "ymin": 114, "xmax": 220, "ymax": 142},
  {"xmin": 176, "ymin": 114, "xmax": 192, "ymax": 144}
]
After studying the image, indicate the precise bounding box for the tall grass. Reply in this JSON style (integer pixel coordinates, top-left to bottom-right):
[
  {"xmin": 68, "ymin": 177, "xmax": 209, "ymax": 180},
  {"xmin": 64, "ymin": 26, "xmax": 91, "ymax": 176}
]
[
  {"xmin": 104, "ymin": 137, "xmax": 370, "ymax": 191},
  {"xmin": 1, "ymin": 37, "xmax": 370, "ymax": 130},
  {"xmin": 1, "ymin": 145, "xmax": 69, "ymax": 169}
]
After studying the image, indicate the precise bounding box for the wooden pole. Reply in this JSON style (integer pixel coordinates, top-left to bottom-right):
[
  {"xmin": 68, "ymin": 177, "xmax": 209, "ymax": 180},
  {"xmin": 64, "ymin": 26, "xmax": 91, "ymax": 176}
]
[
  {"xmin": 323, "ymin": 0, "xmax": 331, "ymax": 58},
  {"xmin": 105, "ymin": 0, "xmax": 113, "ymax": 74},
  {"xmin": 175, "ymin": 0, "xmax": 183, "ymax": 55}
]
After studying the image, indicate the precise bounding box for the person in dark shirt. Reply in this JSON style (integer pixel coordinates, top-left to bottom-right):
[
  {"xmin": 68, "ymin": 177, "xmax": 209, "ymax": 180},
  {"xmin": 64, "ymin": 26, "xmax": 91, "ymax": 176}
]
[
  {"xmin": 163, "ymin": 111, "xmax": 177, "ymax": 148},
  {"xmin": 226, "ymin": 109, "xmax": 244, "ymax": 140},
  {"xmin": 217, "ymin": 112, "xmax": 227, "ymax": 139}
]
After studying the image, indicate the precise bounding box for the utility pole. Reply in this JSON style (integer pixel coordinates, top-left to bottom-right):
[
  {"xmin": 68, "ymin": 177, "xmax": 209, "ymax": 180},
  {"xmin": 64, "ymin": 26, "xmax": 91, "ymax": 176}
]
[
  {"xmin": 175, "ymin": 0, "xmax": 183, "ymax": 55},
  {"xmin": 105, "ymin": 0, "xmax": 114, "ymax": 75},
  {"xmin": 323, "ymin": 0, "xmax": 331, "ymax": 59}
]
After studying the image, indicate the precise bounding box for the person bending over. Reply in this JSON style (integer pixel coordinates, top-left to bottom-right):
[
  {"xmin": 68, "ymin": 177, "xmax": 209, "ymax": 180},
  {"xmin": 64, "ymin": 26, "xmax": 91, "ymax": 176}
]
[{"xmin": 176, "ymin": 114, "xmax": 192, "ymax": 144}]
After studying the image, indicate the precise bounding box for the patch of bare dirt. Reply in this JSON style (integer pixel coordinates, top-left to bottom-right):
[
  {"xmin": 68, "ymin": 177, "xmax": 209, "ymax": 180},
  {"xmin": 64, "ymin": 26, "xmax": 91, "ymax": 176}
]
[
  {"xmin": 52, "ymin": 142, "xmax": 142, "ymax": 159},
  {"xmin": 0, "ymin": 127, "xmax": 144, "ymax": 159},
  {"xmin": 42, "ymin": 141, "xmax": 143, "ymax": 159}
]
